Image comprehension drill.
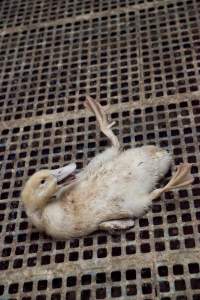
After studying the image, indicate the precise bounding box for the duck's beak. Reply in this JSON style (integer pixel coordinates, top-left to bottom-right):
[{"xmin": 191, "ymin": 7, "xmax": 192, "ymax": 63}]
[{"xmin": 51, "ymin": 163, "xmax": 76, "ymax": 183}]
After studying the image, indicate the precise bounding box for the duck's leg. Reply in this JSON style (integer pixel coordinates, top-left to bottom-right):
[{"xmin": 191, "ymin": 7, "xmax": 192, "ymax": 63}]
[
  {"xmin": 150, "ymin": 163, "xmax": 193, "ymax": 201},
  {"xmin": 85, "ymin": 96, "xmax": 120, "ymax": 149},
  {"xmin": 78, "ymin": 97, "xmax": 121, "ymax": 180},
  {"xmin": 99, "ymin": 219, "xmax": 135, "ymax": 234}
]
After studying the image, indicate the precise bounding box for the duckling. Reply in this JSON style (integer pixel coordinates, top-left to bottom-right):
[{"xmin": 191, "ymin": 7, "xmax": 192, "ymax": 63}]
[{"xmin": 21, "ymin": 97, "xmax": 193, "ymax": 239}]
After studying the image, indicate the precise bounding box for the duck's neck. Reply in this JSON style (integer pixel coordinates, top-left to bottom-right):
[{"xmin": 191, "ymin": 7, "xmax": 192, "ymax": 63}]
[
  {"xmin": 57, "ymin": 181, "xmax": 78, "ymax": 201},
  {"xmin": 22, "ymin": 182, "xmax": 57, "ymax": 211},
  {"xmin": 22, "ymin": 183, "xmax": 58, "ymax": 231}
]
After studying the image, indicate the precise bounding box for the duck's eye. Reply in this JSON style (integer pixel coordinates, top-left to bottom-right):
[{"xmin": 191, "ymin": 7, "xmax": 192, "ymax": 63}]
[{"xmin": 41, "ymin": 179, "xmax": 46, "ymax": 184}]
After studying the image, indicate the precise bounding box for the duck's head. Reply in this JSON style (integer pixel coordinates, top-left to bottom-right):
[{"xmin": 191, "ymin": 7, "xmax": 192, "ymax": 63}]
[{"xmin": 21, "ymin": 163, "xmax": 76, "ymax": 211}]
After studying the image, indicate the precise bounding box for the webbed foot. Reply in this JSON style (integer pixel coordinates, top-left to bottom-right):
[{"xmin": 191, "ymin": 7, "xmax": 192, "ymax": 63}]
[{"xmin": 150, "ymin": 163, "xmax": 194, "ymax": 200}]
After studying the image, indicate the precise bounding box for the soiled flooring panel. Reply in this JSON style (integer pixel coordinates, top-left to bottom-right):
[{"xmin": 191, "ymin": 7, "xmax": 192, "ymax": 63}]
[
  {"xmin": 0, "ymin": 0, "xmax": 200, "ymax": 299},
  {"xmin": 0, "ymin": 0, "xmax": 200, "ymax": 122}
]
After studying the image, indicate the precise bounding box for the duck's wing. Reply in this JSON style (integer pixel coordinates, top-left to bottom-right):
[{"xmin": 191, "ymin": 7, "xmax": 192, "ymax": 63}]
[
  {"xmin": 99, "ymin": 219, "xmax": 135, "ymax": 233},
  {"xmin": 85, "ymin": 96, "xmax": 120, "ymax": 149}
]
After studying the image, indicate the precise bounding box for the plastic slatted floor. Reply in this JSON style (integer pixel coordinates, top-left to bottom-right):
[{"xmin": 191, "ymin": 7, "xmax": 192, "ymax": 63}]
[{"xmin": 0, "ymin": 0, "xmax": 200, "ymax": 299}]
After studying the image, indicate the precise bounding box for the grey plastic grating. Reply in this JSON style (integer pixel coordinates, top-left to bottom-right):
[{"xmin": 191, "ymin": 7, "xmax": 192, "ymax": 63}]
[
  {"xmin": 139, "ymin": 0, "xmax": 200, "ymax": 99},
  {"xmin": 0, "ymin": 99, "xmax": 200, "ymax": 299},
  {"xmin": 0, "ymin": 0, "xmax": 200, "ymax": 299},
  {"xmin": 0, "ymin": 255, "xmax": 200, "ymax": 299},
  {"xmin": 0, "ymin": 0, "xmax": 174, "ymax": 30},
  {"xmin": 0, "ymin": 11, "xmax": 139, "ymax": 122},
  {"xmin": 1, "ymin": 0, "xmax": 200, "ymax": 122}
]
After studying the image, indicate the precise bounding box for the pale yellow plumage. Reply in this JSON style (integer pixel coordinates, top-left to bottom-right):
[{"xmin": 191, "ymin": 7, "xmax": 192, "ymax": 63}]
[{"xmin": 21, "ymin": 97, "xmax": 193, "ymax": 239}]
